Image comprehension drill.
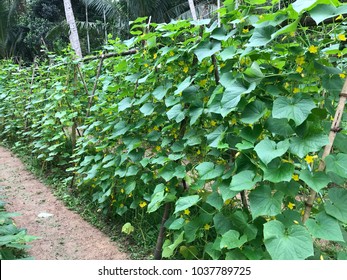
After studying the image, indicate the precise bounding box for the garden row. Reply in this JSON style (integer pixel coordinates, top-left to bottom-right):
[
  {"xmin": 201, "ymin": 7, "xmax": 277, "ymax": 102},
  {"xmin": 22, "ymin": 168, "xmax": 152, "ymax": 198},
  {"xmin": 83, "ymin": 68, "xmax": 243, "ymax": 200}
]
[{"xmin": 1, "ymin": 0, "xmax": 347, "ymax": 259}]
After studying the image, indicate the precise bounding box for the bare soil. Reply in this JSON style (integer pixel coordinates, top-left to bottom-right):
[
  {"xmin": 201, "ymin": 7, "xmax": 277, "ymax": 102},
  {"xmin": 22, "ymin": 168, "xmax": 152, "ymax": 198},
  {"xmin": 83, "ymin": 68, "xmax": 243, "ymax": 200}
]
[{"xmin": 0, "ymin": 146, "xmax": 128, "ymax": 260}]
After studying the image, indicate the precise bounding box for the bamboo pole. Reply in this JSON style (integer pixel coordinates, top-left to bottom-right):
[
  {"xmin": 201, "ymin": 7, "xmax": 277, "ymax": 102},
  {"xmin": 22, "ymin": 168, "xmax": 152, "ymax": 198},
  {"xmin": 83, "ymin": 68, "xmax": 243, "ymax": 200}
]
[{"xmin": 302, "ymin": 79, "xmax": 347, "ymax": 222}]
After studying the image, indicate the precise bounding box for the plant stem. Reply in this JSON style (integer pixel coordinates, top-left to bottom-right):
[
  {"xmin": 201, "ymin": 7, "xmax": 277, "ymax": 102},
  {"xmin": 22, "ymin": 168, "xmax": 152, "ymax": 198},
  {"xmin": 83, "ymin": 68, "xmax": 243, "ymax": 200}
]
[{"xmin": 154, "ymin": 203, "xmax": 171, "ymax": 260}]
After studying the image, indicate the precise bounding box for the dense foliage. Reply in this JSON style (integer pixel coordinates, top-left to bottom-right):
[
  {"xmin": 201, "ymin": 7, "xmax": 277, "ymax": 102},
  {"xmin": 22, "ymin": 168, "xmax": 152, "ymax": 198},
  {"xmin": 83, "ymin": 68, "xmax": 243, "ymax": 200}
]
[
  {"xmin": 0, "ymin": 200, "xmax": 37, "ymax": 260},
  {"xmin": 1, "ymin": 0, "xmax": 347, "ymax": 259}
]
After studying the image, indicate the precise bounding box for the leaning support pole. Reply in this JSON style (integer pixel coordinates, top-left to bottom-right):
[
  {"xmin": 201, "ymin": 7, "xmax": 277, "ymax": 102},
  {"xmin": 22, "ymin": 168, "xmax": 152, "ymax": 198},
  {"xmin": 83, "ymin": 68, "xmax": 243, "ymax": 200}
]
[
  {"xmin": 302, "ymin": 79, "xmax": 347, "ymax": 222},
  {"xmin": 154, "ymin": 203, "xmax": 171, "ymax": 260}
]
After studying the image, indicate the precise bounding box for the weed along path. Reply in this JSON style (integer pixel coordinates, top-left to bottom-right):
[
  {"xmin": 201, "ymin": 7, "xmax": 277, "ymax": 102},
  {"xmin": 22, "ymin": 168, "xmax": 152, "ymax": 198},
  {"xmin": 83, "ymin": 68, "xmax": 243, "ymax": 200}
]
[{"xmin": 0, "ymin": 146, "xmax": 128, "ymax": 260}]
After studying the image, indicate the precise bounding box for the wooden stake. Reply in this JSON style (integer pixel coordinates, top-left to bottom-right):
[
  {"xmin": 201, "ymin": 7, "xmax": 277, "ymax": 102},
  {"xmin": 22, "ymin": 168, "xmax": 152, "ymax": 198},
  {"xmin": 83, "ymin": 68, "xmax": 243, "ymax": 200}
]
[{"xmin": 302, "ymin": 80, "xmax": 347, "ymax": 222}]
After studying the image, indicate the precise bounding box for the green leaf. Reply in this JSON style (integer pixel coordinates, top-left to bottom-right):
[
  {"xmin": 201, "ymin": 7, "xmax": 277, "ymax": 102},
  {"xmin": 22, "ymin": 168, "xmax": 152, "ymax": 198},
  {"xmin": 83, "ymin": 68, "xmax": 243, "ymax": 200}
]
[
  {"xmin": 189, "ymin": 107, "xmax": 203, "ymax": 125},
  {"xmin": 147, "ymin": 184, "xmax": 167, "ymax": 213},
  {"xmin": 174, "ymin": 195, "xmax": 200, "ymax": 214},
  {"xmin": 325, "ymin": 188, "xmax": 347, "ymax": 223},
  {"xmin": 174, "ymin": 76, "xmax": 194, "ymax": 95},
  {"xmin": 325, "ymin": 153, "xmax": 347, "ymax": 178},
  {"xmin": 264, "ymin": 220, "xmax": 314, "ymax": 260},
  {"xmin": 230, "ymin": 211, "xmax": 258, "ymax": 241},
  {"xmin": 118, "ymin": 97, "xmax": 132, "ymax": 112},
  {"xmin": 159, "ymin": 163, "xmax": 186, "ymax": 181},
  {"xmin": 152, "ymin": 83, "xmax": 172, "ymax": 100},
  {"xmin": 249, "ymin": 185, "xmax": 284, "ymax": 219},
  {"xmin": 121, "ymin": 223, "xmax": 134, "ymax": 235},
  {"xmin": 210, "ymin": 27, "xmax": 235, "ymax": 41},
  {"xmin": 254, "ymin": 138, "xmax": 290, "ymax": 165},
  {"xmin": 289, "ymin": 132, "xmax": 329, "ymax": 158},
  {"xmin": 248, "ymin": 25, "xmax": 277, "ymax": 47},
  {"xmin": 220, "ymin": 46, "xmax": 237, "ymax": 61},
  {"xmin": 206, "ymin": 125, "xmax": 227, "ymax": 148},
  {"xmin": 193, "ymin": 40, "xmax": 222, "ymax": 62},
  {"xmin": 306, "ymin": 212, "xmax": 344, "ymax": 242},
  {"xmin": 168, "ymin": 218, "xmax": 185, "ymax": 230},
  {"xmin": 240, "ymin": 100, "xmax": 267, "ymax": 124},
  {"xmin": 261, "ymin": 161, "xmax": 294, "ymax": 183},
  {"xmin": 309, "ymin": 4, "xmax": 347, "ymax": 24},
  {"xmin": 265, "ymin": 118, "xmax": 295, "ymax": 137},
  {"xmin": 139, "ymin": 103, "xmax": 154, "ymax": 116},
  {"xmin": 213, "ymin": 213, "xmax": 232, "ymax": 235},
  {"xmin": 196, "ymin": 162, "xmax": 224, "ymax": 180},
  {"xmin": 244, "ymin": 62, "xmax": 265, "ymax": 79},
  {"xmin": 110, "ymin": 121, "xmax": 129, "ymax": 138},
  {"xmin": 230, "ymin": 170, "xmax": 261, "ymax": 191},
  {"xmin": 162, "ymin": 231, "xmax": 184, "ymax": 258},
  {"xmin": 292, "ymin": 0, "xmax": 317, "ymax": 14},
  {"xmin": 206, "ymin": 192, "xmax": 224, "ymax": 211},
  {"xmin": 272, "ymin": 94, "xmax": 316, "ymax": 126},
  {"xmin": 166, "ymin": 104, "xmax": 186, "ymax": 123},
  {"xmin": 220, "ymin": 230, "xmax": 248, "ymax": 249},
  {"xmin": 299, "ymin": 170, "xmax": 331, "ymax": 192},
  {"xmin": 220, "ymin": 79, "xmax": 256, "ymax": 117}
]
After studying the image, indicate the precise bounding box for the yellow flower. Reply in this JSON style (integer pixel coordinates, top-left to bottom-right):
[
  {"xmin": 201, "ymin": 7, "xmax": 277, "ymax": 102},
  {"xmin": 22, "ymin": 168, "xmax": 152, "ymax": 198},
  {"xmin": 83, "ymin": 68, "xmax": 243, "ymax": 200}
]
[
  {"xmin": 308, "ymin": 45, "xmax": 318, "ymax": 54},
  {"xmin": 199, "ymin": 79, "xmax": 207, "ymax": 87},
  {"xmin": 204, "ymin": 224, "xmax": 211, "ymax": 230},
  {"xmin": 144, "ymin": 63, "xmax": 149, "ymax": 68},
  {"xmin": 153, "ymin": 53, "xmax": 157, "ymax": 59},
  {"xmin": 296, "ymin": 66, "xmax": 303, "ymax": 73},
  {"xmin": 153, "ymin": 125, "xmax": 159, "ymax": 131},
  {"xmin": 339, "ymin": 73, "xmax": 346, "ymax": 79},
  {"xmin": 338, "ymin": 34, "xmax": 346, "ymax": 41},
  {"xmin": 287, "ymin": 202, "xmax": 295, "ymax": 210},
  {"xmin": 224, "ymin": 199, "xmax": 231, "ymax": 205},
  {"xmin": 290, "ymin": 31, "xmax": 296, "ymax": 37},
  {"xmin": 139, "ymin": 201, "xmax": 147, "ymax": 208},
  {"xmin": 242, "ymin": 28, "xmax": 249, "ymax": 34},
  {"xmin": 304, "ymin": 154, "xmax": 318, "ymax": 164},
  {"xmin": 292, "ymin": 174, "xmax": 299, "ymax": 181},
  {"xmin": 169, "ymin": 51, "xmax": 175, "ymax": 57},
  {"xmin": 183, "ymin": 66, "xmax": 189, "ymax": 73},
  {"xmin": 196, "ymin": 149, "xmax": 201, "ymax": 155},
  {"xmin": 128, "ymin": 193, "xmax": 133, "ymax": 198},
  {"xmin": 210, "ymin": 120, "xmax": 217, "ymax": 127},
  {"xmin": 284, "ymin": 82, "xmax": 290, "ymax": 88},
  {"xmin": 293, "ymin": 88, "xmax": 300, "ymax": 94},
  {"xmin": 336, "ymin": 14, "xmax": 343, "ymax": 21},
  {"xmin": 184, "ymin": 209, "xmax": 190, "ymax": 215},
  {"xmin": 230, "ymin": 118, "xmax": 237, "ymax": 125},
  {"xmin": 121, "ymin": 188, "xmax": 124, "ymax": 194},
  {"xmin": 295, "ymin": 56, "xmax": 305, "ymax": 65},
  {"xmin": 155, "ymin": 146, "xmax": 161, "ymax": 152},
  {"xmin": 165, "ymin": 187, "xmax": 169, "ymax": 192}
]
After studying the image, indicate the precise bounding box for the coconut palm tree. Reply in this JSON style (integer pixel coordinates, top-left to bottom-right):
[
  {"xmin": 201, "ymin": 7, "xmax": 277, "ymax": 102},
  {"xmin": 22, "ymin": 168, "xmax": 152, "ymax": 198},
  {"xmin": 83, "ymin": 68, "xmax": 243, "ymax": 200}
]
[
  {"xmin": 0, "ymin": 0, "xmax": 26, "ymax": 59},
  {"xmin": 63, "ymin": 0, "xmax": 83, "ymax": 58}
]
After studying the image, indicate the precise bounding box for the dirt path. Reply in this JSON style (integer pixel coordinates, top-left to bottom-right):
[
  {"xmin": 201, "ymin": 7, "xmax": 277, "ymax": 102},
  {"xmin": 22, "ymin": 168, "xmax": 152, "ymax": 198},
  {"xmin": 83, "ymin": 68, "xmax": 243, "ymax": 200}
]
[{"xmin": 0, "ymin": 146, "xmax": 128, "ymax": 260}]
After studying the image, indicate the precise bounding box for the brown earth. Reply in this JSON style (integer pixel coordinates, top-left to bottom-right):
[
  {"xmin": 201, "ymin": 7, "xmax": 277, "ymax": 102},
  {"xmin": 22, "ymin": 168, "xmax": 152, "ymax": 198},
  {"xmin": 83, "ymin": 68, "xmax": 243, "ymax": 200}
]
[{"xmin": 0, "ymin": 146, "xmax": 128, "ymax": 260}]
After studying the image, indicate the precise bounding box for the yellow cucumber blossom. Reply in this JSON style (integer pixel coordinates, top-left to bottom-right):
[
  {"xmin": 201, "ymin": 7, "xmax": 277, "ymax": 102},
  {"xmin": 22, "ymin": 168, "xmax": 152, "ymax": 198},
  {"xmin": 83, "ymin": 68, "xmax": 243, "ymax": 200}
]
[
  {"xmin": 292, "ymin": 174, "xmax": 299, "ymax": 181},
  {"xmin": 308, "ymin": 45, "xmax": 318, "ymax": 54},
  {"xmin": 139, "ymin": 201, "xmax": 147, "ymax": 208}
]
